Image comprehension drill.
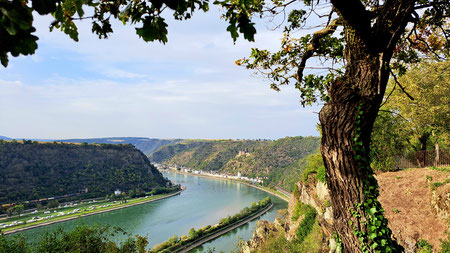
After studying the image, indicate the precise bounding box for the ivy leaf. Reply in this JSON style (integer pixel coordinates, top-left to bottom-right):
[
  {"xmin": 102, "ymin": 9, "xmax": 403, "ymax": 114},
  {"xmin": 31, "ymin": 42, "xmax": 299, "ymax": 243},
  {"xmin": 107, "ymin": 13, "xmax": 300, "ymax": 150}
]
[
  {"xmin": 368, "ymin": 232, "xmax": 377, "ymax": 240},
  {"xmin": 368, "ymin": 207, "xmax": 377, "ymax": 216}
]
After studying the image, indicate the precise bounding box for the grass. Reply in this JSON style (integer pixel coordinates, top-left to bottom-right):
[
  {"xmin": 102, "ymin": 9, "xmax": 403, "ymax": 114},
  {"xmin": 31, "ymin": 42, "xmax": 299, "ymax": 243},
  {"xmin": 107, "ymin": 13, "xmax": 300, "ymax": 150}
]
[
  {"xmin": 255, "ymin": 219, "xmax": 323, "ymax": 253},
  {"xmin": 430, "ymin": 179, "xmax": 450, "ymax": 190},
  {"xmin": 430, "ymin": 166, "xmax": 450, "ymax": 173}
]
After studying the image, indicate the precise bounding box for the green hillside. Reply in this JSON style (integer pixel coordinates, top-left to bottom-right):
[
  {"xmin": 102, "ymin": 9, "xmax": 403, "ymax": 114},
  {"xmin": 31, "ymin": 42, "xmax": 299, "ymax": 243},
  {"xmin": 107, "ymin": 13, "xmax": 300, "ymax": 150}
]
[
  {"xmin": 57, "ymin": 137, "xmax": 183, "ymax": 155},
  {"xmin": 0, "ymin": 140, "xmax": 170, "ymax": 209},
  {"xmin": 150, "ymin": 136, "xmax": 320, "ymax": 190}
]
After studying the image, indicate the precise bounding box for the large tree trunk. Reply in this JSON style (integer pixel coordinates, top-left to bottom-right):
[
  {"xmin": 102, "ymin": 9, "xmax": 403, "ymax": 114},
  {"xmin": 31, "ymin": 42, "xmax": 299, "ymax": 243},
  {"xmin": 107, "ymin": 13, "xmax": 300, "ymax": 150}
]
[
  {"xmin": 319, "ymin": 62, "xmax": 386, "ymax": 253},
  {"xmin": 318, "ymin": 25, "xmax": 402, "ymax": 252}
]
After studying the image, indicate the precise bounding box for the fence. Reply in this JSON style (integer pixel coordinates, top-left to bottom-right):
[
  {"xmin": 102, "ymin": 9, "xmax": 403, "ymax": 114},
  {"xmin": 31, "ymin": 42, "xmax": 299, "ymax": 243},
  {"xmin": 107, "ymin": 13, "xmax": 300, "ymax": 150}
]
[{"xmin": 396, "ymin": 148, "xmax": 450, "ymax": 169}]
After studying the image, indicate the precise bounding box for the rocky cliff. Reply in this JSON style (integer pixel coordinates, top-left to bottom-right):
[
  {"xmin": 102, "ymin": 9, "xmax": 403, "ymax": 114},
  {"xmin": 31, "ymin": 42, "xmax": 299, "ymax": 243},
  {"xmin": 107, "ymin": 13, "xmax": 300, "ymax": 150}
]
[{"xmin": 243, "ymin": 167, "xmax": 449, "ymax": 252}]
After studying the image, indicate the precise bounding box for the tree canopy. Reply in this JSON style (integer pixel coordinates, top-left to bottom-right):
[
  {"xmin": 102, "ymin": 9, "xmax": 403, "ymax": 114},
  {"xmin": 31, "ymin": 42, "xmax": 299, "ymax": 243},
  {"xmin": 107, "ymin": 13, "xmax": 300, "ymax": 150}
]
[{"xmin": 385, "ymin": 60, "xmax": 450, "ymax": 150}]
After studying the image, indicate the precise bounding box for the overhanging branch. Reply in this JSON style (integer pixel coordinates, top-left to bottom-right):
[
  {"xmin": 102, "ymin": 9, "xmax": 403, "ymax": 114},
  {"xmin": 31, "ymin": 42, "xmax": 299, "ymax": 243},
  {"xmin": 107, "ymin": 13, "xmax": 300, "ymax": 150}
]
[
  {"xmin": 389, "ymin": 69, "xmax": 415, "ymax": 101},
  {"xmin": 330, "ymin": 0, "xmax": 372, "ymax": 34},
  {"xmin": 296, "ymin": 18, "xmax": 342, "ymax": 82}
]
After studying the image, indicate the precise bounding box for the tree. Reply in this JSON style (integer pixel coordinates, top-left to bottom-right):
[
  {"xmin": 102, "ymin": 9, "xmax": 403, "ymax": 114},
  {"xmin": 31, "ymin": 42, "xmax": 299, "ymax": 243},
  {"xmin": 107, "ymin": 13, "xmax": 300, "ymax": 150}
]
[
  {"xmin": 6, "ymin": 207, "xmax": 14, "ymax": 217},
  {"xmin": 0, "ymin": 0, "xmax": 448, "ymax": 252},
  {"xmin": 237, "ymin": 2, "xmax": 448, "ymax": 252},
  {"xmin": 14, "ymin": 204, "xmax": 24, "ymax": 215},
  {"xmin": 47, "ymin": 200, "xmax": 59, "ymax": 209},
  {"xmin": 371, "ymin": 60, "xmax": 450, "ymax": 169},
  {"xmin": 384, "ymin": 60, "xmax": 450, "ymax": 163},
  {"xmin": 370, "ymin": 110, "xmax": 409, "ymax": 171}
]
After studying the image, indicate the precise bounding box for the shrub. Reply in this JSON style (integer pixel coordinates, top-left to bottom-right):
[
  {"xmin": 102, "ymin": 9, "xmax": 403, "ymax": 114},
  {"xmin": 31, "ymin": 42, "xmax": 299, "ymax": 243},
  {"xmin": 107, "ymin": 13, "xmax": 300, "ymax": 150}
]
[
  {"xmin": 417, "ymin": 239, "xmax": 432, "ymax": 253},
  {"xmin": 295, "ymin": 205, "xmax": 317, "ymax": 243}
]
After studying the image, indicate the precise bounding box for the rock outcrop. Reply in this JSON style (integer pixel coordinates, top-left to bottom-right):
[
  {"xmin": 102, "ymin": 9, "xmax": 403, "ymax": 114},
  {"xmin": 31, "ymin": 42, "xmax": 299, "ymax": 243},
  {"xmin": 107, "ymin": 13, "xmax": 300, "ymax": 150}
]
[{"xmin": 243, "ymin": 167, "xmax": 449, "ymax": 253}]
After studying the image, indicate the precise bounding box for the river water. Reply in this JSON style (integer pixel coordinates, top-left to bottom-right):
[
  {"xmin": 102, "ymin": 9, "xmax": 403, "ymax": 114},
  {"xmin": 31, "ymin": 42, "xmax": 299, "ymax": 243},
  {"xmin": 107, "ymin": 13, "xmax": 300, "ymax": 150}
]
[{"xmin": 16, "ymin": 172, "xmax": 288, "ymax": 252}]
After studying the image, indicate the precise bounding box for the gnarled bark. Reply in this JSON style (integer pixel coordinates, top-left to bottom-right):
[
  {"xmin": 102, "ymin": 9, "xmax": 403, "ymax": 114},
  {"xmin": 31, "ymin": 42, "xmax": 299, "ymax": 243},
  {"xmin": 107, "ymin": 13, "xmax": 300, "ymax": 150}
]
[{"xmin": 318, "ymin": 1, "xmax": 416, "ymax": 251}]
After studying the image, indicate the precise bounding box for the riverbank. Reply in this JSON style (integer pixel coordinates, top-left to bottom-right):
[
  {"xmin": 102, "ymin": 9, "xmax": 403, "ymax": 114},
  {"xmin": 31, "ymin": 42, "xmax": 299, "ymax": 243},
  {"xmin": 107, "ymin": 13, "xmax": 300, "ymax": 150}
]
[
  {"xmin": 179, "ymin": 202, "xmax": 274, "ymax": 253},
  {"xmin": 3, "ymin": 188, "xmax": 185, "ymax": 235},
  {"xmin": 162, "ymin": 169, "xmax": 290, "ymax": 202},
  {"xmin": 151, "ymin": 197, "xmax": 273, "ymax": 252}
]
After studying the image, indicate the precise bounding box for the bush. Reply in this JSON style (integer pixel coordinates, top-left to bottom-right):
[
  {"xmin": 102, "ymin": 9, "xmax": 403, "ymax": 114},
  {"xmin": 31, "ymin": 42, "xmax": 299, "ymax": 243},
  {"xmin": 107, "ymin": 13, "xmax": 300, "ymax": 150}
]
[
  {"xmin": 440, "ymin": 235, "xmax": 450, "ymax": 253},
  {"xmin": 295, "ymin": 205, "xmax": 317, "ymax": 243},
  {"xmin": 417, "ymin": 239, "xmax": 432, "ymax": 253},
  {"xmin": 0, "ymin": 224, "xmax": 148, "ymax": 253}
]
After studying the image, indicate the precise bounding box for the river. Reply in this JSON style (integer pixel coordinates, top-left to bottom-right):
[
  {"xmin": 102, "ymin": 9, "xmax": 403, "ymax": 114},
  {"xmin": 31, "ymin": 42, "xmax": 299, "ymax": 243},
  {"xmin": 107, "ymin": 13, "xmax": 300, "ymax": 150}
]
[{"xmin": 15, "ymin": 172, "xmax": 288, "ymax": 252}]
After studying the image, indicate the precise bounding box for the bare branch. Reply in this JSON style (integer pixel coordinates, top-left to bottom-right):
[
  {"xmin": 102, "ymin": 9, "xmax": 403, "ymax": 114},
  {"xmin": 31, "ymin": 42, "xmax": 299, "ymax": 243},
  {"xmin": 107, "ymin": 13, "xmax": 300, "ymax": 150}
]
[{"xmin": 389, "ymin": 69, "xmax": 415, "ymax": 101}]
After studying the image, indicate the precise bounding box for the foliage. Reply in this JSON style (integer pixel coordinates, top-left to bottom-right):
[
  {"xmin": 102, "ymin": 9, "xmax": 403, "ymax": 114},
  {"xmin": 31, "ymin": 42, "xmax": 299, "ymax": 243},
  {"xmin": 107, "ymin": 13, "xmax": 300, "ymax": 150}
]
[
  {"xmin": 430, "ymin": 166, "xmax": 450, "ymax": 173},
  {"xmin": 151, "ymin": 136, "xmax": 319, "ymax": 189},
  {"xmin": 1, "ymin": 0, "xmax": 448, "ymax": 251},
  {"xmin": 295, "ymin": 204, "xmax": 316, "ymax": 244},
  {"xmin": 254, "ymin": 219, "xmax": 323, "ymax": 253},
  {"xmin": 370, "ymin": 110, "xmax": 410, "ymax": 171},
  {"xmin": 351, "ymin": 106, "xmax": 403, "ymax": 253},
  {"xmin": 0, "ymin": 141, "xmax": 169, "ymax": 211},
  {"xmin": 417, "ymin": 239, "xmax": 433, "ymax": 253},
  {"xmin": 371, "ymin": 61, "xmax": 450, "ymax": 171},
  {"xmin": 0, "ymin": 0, "xmax": 265, "ymax": 67},
  {"xmin": 0, "ymin": 224, "xmax": 148, "ymax": 253},
  {"xmin": 56, "ymin": 137, "xmax": 183, "ymax": 156},
  {"xmin": 0, "ymin": 234, "xmax": 29, "ymax": 253},
  {"xmin": 430, "ymin": 179, "xmax": 450, "ymax": 190},
  {"xmin": 152, "ymin": 197, "xmax": 272, "ymax": 252},
  {"xmin": 301, "ymin": 151, "xmax": 325, "ymax": 183},
  {"xmin": 440, "ymin": 235, "xmax": 450, "ymax": 253}
]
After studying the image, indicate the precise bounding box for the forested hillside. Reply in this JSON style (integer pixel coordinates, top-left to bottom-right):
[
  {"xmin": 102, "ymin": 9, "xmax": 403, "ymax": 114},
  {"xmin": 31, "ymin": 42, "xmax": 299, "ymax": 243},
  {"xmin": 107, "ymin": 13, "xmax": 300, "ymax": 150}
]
[
  {"xmin": 0, "ymin": 141, "xmax": 169, "ymax": 207},
  {"xmin": 57, "ymin": 137, "xmax": 183, "ymax": 155},
  {"xmin": 150, "ymin": 137, "xmax": 320, "ymax": 189}
]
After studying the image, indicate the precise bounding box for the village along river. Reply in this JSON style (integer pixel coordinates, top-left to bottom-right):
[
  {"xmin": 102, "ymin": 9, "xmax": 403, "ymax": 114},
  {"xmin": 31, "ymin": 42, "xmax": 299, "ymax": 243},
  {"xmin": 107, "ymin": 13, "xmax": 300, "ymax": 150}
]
[{"xmin": 16, "ymin": 172, "xmax": 288, "ymax": 252}]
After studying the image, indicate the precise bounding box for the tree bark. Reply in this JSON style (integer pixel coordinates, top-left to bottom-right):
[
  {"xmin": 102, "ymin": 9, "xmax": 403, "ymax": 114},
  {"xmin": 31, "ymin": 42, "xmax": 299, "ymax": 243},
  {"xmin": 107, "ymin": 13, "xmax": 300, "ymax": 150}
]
[
  {"xmin": 318, "ymin": 1, "xmax": 415, "ymax": 250},
  {"xmin": 435, "ymin": 141, "xmax": 440, "ymax": 166},
  {"xmin": 319, "ymin": 50, "xmax": 388, "ymax": 253}
]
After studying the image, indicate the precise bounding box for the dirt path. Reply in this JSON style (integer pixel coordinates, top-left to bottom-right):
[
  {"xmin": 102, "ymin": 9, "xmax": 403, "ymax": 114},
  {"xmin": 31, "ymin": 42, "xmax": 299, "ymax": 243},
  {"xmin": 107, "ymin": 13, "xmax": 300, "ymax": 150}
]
[{"xmin": 377, "ymin": 168, "xmax": 449, "ymax": 251}]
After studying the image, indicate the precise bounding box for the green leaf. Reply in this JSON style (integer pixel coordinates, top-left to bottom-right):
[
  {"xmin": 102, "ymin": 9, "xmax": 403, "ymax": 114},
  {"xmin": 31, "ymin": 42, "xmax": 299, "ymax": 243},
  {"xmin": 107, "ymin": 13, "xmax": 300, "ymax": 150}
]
[
  {"xmin": 368, "ymin": 207, "xmax": 377, "ymax": 216},
  {"xmin": 136, "ymin": 16, "xmax": 168, "ymax": 43},
  {"xmin": 32, "ymin": 0, "xmax": 58, "ymax": 15},
  {"xmin": 226, "ymin": 24, "xmax": 238, "ymax": 41}
]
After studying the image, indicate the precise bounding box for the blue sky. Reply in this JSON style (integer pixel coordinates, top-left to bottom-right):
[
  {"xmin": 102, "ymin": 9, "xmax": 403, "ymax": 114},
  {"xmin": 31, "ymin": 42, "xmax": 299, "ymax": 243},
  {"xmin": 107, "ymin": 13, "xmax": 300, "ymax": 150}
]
[{"xmin": 0, "ymin": 6, "xmax": 323, "ymax": 140}]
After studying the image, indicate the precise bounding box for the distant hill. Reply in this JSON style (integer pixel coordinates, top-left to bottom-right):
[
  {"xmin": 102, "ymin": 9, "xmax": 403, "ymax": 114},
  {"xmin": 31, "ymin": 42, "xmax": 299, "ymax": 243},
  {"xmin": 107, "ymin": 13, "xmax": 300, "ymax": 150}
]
[
  {"xmin": 150, "ymin": 136, "xmax": 320, "ymax": 190},
  {"xmin": 0, "ymin": 136, "xmax": 12, "ymax": 140},
  {"xmin": 0, "ymin": 140, "xmax": 169, "ymax": 207},
  {"xmin": 57, "ymin": 137, "xmax": 183, "ymax": 155}
]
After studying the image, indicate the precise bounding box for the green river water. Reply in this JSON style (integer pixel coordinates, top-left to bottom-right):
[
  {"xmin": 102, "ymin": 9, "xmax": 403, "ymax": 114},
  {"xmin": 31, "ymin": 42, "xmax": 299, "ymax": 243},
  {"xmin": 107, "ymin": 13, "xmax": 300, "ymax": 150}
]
[{"xmin": 15, "ymin": 172, "xmax": 288, "ymax": 252}]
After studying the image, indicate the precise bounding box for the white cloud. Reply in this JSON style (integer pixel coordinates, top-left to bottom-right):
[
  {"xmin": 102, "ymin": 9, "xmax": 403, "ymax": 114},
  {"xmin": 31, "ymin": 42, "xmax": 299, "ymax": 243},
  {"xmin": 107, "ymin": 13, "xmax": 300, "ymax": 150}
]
[{"xmin": 0, "ymin": 5, "xmax": 322, "ymax": 140}]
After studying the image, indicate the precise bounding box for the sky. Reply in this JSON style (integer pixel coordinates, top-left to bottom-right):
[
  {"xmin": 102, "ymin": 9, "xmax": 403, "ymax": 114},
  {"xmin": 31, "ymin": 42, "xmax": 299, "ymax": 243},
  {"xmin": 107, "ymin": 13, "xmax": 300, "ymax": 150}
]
[{"xmin": 0, "ymin": 5, "xmax": 324, "ymax": 140}]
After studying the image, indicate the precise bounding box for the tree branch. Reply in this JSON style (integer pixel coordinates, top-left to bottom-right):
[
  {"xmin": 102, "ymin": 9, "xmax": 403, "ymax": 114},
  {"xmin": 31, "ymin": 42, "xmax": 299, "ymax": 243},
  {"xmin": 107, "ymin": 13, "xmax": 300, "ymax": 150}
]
[
  {"xmin": 330, "ymin": 0, "xmax": 372, "ymax": 34},
  {"xmin": 296, "ymin": 18, "xmax": 342, "ymax": 82},
  {"xmin": 389, "ymin": 69, "xmax": 415, "ymax": 101}
]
